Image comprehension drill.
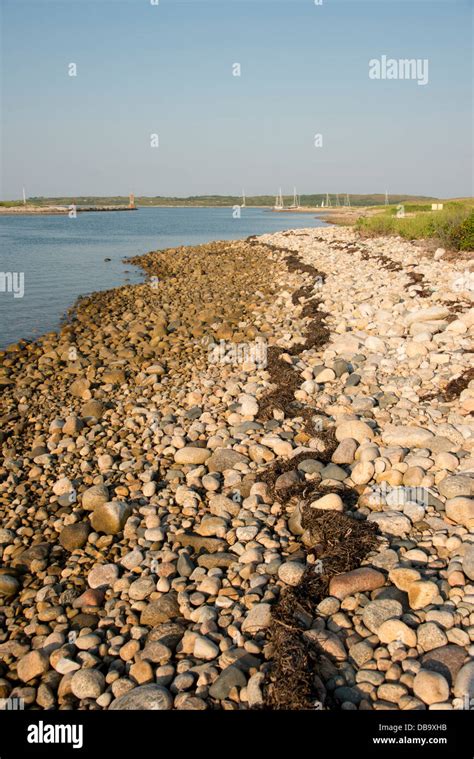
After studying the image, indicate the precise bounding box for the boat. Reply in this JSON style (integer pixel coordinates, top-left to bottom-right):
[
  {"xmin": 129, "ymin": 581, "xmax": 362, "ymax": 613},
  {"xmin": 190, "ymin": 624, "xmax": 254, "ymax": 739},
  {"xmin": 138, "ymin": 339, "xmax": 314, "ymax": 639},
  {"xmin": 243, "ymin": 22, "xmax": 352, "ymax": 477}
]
[
  {"xmin": 274, "ymin": 188, "xmax": 284, "ymax": 211},
  {"xmin": 241, "ymin": 190, "xmax": 246, "ymax": 208},
  {"xmin": 289, "ymin": 187, "xmax": 300, "ymax": 209}
]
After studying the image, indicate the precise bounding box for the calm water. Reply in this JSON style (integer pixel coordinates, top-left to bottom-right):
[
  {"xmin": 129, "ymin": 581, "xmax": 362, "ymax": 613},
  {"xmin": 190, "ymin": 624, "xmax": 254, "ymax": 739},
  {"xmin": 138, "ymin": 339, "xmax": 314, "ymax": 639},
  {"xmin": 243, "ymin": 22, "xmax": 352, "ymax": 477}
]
[{"xmin": 0, "ymin": 207, "xmax": 327, "ymax": 348}]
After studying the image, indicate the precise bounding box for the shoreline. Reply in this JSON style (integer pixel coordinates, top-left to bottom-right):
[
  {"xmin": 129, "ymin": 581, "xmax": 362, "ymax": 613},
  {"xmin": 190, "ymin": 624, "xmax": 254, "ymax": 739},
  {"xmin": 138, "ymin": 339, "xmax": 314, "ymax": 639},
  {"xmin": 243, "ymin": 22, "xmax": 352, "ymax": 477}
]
[
  {"xmin": 0, "ymin": 226, "xmax": 473, "ymax": 712},
  {"xmin": 0, "ymin": 205, "xmax": 137, "ymax": 216}
]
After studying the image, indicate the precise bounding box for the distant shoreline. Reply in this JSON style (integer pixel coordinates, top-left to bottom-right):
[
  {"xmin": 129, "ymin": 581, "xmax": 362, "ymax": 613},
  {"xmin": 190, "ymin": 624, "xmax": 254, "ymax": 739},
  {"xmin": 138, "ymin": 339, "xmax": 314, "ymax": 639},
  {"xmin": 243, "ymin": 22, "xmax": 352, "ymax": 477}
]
[{"xmin": 0, "ymin": 205, "xmax": 137, "ymax": 216}]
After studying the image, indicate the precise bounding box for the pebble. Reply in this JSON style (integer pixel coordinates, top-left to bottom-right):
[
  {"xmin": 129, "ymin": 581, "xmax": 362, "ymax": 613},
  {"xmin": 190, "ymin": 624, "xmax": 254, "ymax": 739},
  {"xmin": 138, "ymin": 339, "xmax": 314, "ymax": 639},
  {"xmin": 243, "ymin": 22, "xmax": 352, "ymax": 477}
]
[
  {"xmin": 367, "ymin": 511, "xmax": 411, "ymax": 537},
  {"xmin": 377, "ymin": 619, "xmax": 417, "ymax": 647},
  {"xmin": 110, "ymin": 684, "xmax": 173, "ymax": 710},
  {"xmin": 174, "ymin": 447, "xmax": 211, "ymax": 465},
  {"xmin": 70, "ymin": 669, "xmax": 105, "ymax": 700},
  {"xmin": 241, "ymin": 603, "xmax": 272, "ymax": 633},
  {"xmin": 413, "ymin": 669, "xmax": 450, "ymax": 705},
  {"xmin": 417, "ymin": 623, "xmax": 448, "ymax": 652},
  {"xmin": 88, "ymin": 564, "xmax": 119, "ymax": 589},
  {"xmin": 329, "ymin": 568, "xmax": 385, "ymax": 599},
  {"xmin": 388, "ymin": 567, "xmax": 421, "ymax": 591},
  {"xmin": 310, "ymin": 493, "xmax": 344, "ymax": 512},
  {"xmin": 59, "ymin": 523, "xmax": 90, "ymax": 551},
  {"xmin": 462, "ymin": 545, "xmax": 474, "ymax": 581},
  {"xmin": 335, "ymin": 421, "xmax": 374, "ymax": 443},
  {"xmin": 208, "ymin": 666, "xmax": 247, "ymax": 700},
  {"xmin": 439, "ymin": 475, "xmax": 474, "ymax": 500},
  {"xmin": 408, "ymin": 581, "xmax": 439, "ymax": 610},
  {"xmin": 81, "ymin": 484, "xmax": 109, "ymax": 511},
  {"xmin": 0, "ymin": 575, "xmax": 20, "ymax": 597},
  {"xmin": 90, "ymin": 501, "xmax": 132, "ymax": 535},
  {"xmin": 362, "ymin": 600, "xmax": 403, "ymax": 634},
  {"xmin": 193, "ymin": 636, "xmax": 220, "ymax": 660},
  {"xmin": 454, "ymin": 662, "xmax": 474, "ymax": 699},
  {"xmin": 278, "ymin": 562, "xmax": 306, "ymax": 586},
  {"xmin": 446, "ymin": 497, "xmax": 474, "ymax": 527},
  {"xmin": 17, "ymin": 651, "xmax": 49, "ymax": 683}
]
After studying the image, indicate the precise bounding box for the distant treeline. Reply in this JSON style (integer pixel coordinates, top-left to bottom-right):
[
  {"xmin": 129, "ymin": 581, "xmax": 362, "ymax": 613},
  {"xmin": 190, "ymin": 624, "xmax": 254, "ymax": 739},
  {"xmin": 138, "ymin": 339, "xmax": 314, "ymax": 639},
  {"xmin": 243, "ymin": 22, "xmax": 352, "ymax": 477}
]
[
  {"xmin": 13, "ymin": 193, "xmax": 437, "ymax": 207},
  {"xmin": 3, "ymin": 193, "xmax": 438, "ymax": 209}
]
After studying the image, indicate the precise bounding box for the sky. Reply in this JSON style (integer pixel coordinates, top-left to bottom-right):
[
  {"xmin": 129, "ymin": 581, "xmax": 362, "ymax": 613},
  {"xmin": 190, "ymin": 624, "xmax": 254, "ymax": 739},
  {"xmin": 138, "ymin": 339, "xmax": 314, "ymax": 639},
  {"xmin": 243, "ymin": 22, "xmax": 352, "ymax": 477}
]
[{"xmin": 0, "ymin": 0, "xmax": 472, "ymax": 199}]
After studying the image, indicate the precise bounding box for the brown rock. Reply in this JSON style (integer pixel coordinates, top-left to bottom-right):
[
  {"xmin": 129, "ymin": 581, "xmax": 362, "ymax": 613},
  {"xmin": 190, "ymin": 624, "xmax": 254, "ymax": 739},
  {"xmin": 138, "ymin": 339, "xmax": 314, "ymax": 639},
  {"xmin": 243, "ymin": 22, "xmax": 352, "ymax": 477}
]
[
  {"xmin": 329, "ymin": 567, "xmax": 385, "ymax": 599},
  {"xmin": 59, "ymin": 523, "xmax": 90, "ymax": 551},
  {"xmin": 140, "ymin": 593, "xmax": 181, "ymax": 626},
  {"xmin": 17, "ymin": 650, "xmax": 49, "ymax": 682},
  {"xmin": 421, "ymin": 645, "xmax": 467, "ymax": 686}
]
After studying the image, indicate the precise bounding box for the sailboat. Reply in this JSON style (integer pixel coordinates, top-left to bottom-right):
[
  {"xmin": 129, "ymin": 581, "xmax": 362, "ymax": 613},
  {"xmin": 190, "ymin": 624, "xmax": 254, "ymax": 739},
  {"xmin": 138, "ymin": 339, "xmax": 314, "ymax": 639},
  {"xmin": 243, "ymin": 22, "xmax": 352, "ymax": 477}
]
[
  {"xmin": 241, "ymin": 190, "xmax": 246, "ymax": 208},
  {"xmin": 274, "ymin": 188, "xmax": 284, "ymax": 211},
  {"xmin": 289, "ymin": 187, "xmax": 300, "ymax": 209}
]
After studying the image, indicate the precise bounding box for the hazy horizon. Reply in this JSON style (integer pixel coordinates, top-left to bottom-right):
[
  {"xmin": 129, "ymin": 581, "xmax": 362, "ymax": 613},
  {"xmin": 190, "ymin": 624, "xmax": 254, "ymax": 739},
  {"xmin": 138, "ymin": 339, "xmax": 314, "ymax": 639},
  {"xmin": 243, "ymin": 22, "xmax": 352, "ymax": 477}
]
[{"xmin": 1, "ymin": 0, "xmax": 472, "ymax": 200}]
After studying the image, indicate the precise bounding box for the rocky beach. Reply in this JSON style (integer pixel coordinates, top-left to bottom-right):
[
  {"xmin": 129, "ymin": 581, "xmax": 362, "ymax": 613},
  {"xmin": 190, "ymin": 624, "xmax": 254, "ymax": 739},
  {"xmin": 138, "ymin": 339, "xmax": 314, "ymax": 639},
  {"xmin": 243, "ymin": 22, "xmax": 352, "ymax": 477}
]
[{"xmin": 0, "ymin": 226, "xmax": 473, "ymax": 712}]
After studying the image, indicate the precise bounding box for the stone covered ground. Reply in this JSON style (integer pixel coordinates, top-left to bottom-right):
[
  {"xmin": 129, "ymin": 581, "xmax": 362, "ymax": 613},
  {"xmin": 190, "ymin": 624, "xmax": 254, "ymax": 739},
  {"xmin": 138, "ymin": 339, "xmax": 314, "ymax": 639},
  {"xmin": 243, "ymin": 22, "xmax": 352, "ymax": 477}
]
[{"xmin": 0, "ymin": 226, "xmax": 473, "ymax": 711}]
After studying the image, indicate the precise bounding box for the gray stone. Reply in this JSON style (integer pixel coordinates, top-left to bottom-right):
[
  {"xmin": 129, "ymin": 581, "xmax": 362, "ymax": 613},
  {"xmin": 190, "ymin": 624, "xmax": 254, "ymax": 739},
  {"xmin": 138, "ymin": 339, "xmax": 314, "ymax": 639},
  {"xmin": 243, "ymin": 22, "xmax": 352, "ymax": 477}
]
[
  {"xmin": 332, "ymin": 438, "xmax": 357, "ymax": 465},
  {"xmin": 88, "ymin": 563, "xmax": 119, "ymax": 589},
  {"xmin": 110, "ymin": 684, "xmax": 173, "ymax": 710},
  {"xmin": 207, "ymin": 449, "xmax": 250, "ymax": 472},
  {"xmin": 242, "ymin": 603, "xmax": 272, "ymax": 633},
  {"xmin": 362, "ymin": 599, "xmax": 403, "ymax": 634},
  {"xmin": 297, "ymin": 459, "xmax": 324, "ymax": 474},
  {"xmin": 417, "ymin": 623, "xmax": 448, "ymax": 653},
  {"xmin": 349, "ymin": 641, "xmax": 374, "ymax": 667},
  {"xmin": 209, "ymin": 666, "xmax": 247, "ymax": 700},
  {"xmin": 71, "ymin": 669, "xmax": 105, "ymax": 700},
  {"xmin": 462, "ymin": 544, "xmax": 474, "ymax": 581},
  {"xmin": 129, "ymin": 577, "xmax": 156, "ymax": 601},
  {"xmin": 454, "ymin": 662, "xmax": 474, "ymax": 699},
  {"xmin": 320, "ymin": 464, "xmax": 347, "ymax": 481},
  {"xmin": 381, "ymin": 426, "xmax": 434, "ymax": 448},
  {"xmin": 174, "ymin": 447, "xmax": 211, "ymax": 465},
  {"xmin": 367, "ymin": 511, "xmax": 411, "ymax": 537},
  {"xmin": 278, "ymin": 561, "xmax": 306, "ymax": 586},
  {"xmin": 275, "ymin": 469, "xmax": 301, "ymax": 491},
  {"xmin": 439, "ymin": 475, "xmax": 474, "ymax": 500},
  {"xmin": 177, "ymin": 553, "xmax": 195, "ymax": 577}
]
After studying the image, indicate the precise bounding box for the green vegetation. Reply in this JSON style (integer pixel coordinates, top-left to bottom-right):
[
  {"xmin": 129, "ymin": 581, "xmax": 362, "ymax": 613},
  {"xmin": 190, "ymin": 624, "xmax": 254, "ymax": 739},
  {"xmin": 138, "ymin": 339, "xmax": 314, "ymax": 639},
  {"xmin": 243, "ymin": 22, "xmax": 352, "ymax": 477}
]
[
  {"xmin": 20, "ymin": 193, "xmax": 437, "ymax": 209},
  {"xmin": 356, "ymin": 199, "xmax": 474, "ymax": 251}
]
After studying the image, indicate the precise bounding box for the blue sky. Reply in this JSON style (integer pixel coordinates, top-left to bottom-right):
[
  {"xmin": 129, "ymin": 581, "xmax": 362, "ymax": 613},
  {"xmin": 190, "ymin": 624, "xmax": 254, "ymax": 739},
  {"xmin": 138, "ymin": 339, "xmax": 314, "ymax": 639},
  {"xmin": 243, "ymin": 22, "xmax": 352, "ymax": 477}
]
[{"xmin": 1, "ymin": 0, "xmax": 472, "ymax": 199}]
